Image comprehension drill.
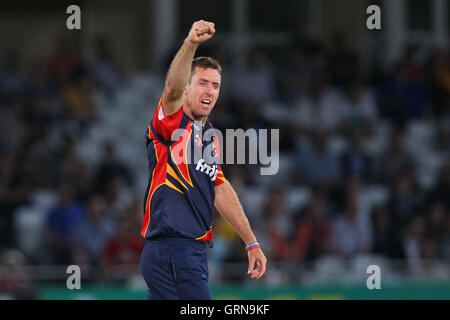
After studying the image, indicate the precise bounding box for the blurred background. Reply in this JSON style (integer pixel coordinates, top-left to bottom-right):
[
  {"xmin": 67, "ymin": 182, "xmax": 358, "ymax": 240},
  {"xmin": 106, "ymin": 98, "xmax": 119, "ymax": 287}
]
[{"xmin": 0, "ymin": 0, "xmax": 449, "ymax": 299}]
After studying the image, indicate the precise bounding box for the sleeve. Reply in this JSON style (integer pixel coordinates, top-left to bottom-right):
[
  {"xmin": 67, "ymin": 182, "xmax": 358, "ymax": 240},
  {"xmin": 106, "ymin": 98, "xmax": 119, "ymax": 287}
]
[
  {"xmin": 152, "ymin": 98, "xmax": 184, "ymax": 141},
  {"xmin": 215, "ymin": 163, "xmax": 226, "ymax": 186}
]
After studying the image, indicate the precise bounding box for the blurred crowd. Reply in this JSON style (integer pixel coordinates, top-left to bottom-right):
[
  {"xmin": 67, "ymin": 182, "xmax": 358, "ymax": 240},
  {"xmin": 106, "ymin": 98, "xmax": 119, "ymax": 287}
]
[
  {"xmin": 209, "ymin": 35, "xmax": 449, "ymax": 283},
  {"xmin": 0, "ymin": 36, "xmax": 137, "ymax": 297},
  {"xmin": 0, "ymin": 30, "xmax": 449, "ymax": 297}
]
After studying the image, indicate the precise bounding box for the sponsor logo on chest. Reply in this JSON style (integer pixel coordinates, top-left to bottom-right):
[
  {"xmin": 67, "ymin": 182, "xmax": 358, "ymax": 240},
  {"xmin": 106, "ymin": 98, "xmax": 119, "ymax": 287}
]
[{"xmin": 195, "ymin": 159, "xmax": 218, "ymax": 181}]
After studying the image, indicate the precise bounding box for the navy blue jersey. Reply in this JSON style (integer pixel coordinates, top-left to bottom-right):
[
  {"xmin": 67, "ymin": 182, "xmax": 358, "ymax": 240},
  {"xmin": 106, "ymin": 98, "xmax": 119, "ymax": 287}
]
[{"xmin": 140, "ymin": 98, "xmax": 225, "ymax": 241}]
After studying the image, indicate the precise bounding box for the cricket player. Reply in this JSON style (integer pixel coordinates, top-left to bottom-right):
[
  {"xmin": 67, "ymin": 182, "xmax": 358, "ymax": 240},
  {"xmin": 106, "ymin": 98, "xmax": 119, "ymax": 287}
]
[{"xmin": 140, "ymin": 20, "xmax": 267, "ymax": 300}]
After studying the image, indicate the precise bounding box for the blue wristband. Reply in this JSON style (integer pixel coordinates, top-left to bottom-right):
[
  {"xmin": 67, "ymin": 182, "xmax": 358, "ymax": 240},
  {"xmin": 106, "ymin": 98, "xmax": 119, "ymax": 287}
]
[{"xmin": 245, "ymin": 242, "xmax": 260, "ymax": 250}]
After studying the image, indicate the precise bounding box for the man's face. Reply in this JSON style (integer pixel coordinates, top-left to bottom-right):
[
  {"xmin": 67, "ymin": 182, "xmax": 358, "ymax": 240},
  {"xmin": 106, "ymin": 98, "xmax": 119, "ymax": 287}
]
[{"xmin": 185, "ymin": 67, "xmax": 221, "ymax": 120}]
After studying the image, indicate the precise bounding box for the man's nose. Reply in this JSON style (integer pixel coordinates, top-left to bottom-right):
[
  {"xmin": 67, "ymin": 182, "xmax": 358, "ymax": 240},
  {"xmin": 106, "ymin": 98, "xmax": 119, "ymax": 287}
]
[{"xmin": 204, "ymin": 85, "xmax": 213, "ymax": 95}]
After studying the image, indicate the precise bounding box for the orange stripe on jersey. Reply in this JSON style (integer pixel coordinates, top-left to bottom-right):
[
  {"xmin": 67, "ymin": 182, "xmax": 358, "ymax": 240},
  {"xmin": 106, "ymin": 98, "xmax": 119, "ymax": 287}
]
[
  {"xmin": 167, "ymin": 164, "xmax": 188, "ymax": 190},
  {"xmin": 148, "ymin": 128, "xmax": 160, "ymax": 160},
  {"xmin": 169, "ymin": 121, "xmax": 193, "ymax": 187},
  {"xmin": 195, "ymin": 226, "xmax": 214, "ymax": 241},
  {"xmin": 214, "ymin": 164, "xmax": 225, "ymax": 186},
  {"xmin": 140, "ymin": 140, "xmax": 167, "ymax": 238},
  {"xmin": 165, "ymin": 179, "xmax": 184, "ymax": 194},
  {"xmin": 140, "ymin": 182, "xmax": 165, "ymax": 237}
]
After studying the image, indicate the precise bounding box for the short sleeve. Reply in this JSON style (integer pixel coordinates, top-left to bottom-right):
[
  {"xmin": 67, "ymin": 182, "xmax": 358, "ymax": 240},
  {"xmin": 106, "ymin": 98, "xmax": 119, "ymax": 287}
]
[
  {"xmin": 152, "ymin": 98, "xmax": 184, "ymax": 141},
  {"xmin": 215, "ymin": 163, "xmax": 226, "ymax": 186}
]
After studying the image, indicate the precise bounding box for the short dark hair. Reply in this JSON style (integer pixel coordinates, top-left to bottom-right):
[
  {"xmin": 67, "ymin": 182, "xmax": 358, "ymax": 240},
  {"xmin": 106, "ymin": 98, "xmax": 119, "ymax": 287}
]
[{"xmin": 190, "ymin": 56, "xmax": 222, "ymax": 78}]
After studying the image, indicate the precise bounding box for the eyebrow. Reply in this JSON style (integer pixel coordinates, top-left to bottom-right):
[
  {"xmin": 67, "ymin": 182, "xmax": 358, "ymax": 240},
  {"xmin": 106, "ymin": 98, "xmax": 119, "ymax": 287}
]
[{"xmin": 199, "ymin": 78, "xmax": 220, "ymax": 86}]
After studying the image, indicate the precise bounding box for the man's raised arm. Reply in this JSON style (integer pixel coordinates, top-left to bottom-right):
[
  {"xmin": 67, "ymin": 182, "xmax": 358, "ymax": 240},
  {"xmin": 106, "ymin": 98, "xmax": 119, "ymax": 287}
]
[{"xmin": 162, "ymin": 20, "xmax": 215, "ymax": 116}]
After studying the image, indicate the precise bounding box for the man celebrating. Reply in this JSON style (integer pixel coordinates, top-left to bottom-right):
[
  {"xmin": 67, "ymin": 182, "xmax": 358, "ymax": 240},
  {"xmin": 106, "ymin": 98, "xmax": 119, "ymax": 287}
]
[{"xmin": 140, "ymin": 20, "xmax": 267, "ymax": 300}]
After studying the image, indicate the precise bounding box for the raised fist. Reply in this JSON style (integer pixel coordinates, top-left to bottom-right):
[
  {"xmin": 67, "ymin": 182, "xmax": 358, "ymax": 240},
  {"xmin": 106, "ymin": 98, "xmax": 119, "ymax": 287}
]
[{"xmin": 186, "ymin": 20, "xmax": 215, "ymax": 44}]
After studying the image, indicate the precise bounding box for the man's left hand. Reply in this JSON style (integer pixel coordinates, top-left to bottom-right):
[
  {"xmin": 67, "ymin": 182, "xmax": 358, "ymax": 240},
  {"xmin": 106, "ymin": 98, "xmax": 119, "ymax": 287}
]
[{"xmin": 247, "ymin": 248, "xmax": 267, "ymax": 279}]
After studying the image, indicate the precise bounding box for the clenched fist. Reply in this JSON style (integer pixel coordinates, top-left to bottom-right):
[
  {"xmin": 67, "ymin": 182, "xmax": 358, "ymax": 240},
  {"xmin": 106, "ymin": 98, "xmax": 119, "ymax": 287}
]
[{"xmin": 186, "ymin": 20, "xmax": 215, "ymax": 44}]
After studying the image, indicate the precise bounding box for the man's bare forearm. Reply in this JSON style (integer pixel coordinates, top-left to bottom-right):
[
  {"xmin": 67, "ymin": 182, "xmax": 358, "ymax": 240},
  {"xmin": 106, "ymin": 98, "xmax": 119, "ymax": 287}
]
[
  {"xmin": 214, "ymin": 180, "xmax": 257, "ymax": 246},
  {"xmin": 162, "ymin": 20, "xmax": 215, "ymax": 115},
  {"xmin": 162, "ymin": 40, "xmax": 198, "ymax": 115}
]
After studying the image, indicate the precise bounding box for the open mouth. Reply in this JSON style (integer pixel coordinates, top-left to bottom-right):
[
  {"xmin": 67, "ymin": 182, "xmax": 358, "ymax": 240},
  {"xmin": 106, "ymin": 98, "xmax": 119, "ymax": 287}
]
[{"xmin": 200, "ymin": 99, "xmax": 211, "ymax": 107}]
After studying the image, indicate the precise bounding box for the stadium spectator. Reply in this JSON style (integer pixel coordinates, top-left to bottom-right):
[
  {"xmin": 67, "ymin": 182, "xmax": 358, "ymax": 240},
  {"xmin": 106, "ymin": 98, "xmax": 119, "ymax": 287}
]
[
  {"xmin": 89, "ymin": 35, "xmax": 122, "ymax": 101},
  {"xmin": 101, "ymin": 199, "xmax": 144, "ymax": 278},
  {"xmin": 227, "ymin": 48, "xmax": 276, "ymax": 105},
  {"xmin": 377, "ymin": 62, "xmax": 429, "ymax": 124},
  {"xmin": 61, "ymin": 68, "xmax": 96, "ymax": 130},
  {"xmin": 437, "ymin": 113, "xmax": 450, "ymax": 151},
  {"xmin": 47, "ymin": 37, "xmax": 83, "ymax": 85},
  {"xmin": 44, "ymin": 183, "xmax": 85, "ymax": 264},
  {"xmin": 327, "ymin": 32, "xmax": 360, "ymax": 89},
  {"xmin": 0, "ymin": 150, "xmax": 22, "ymax": 250},
  {"xmin": 95, "ymin": 142, "xmax": 133, "ymax": 194},
  {"xmin": 291, "ymin": 188, "xmax": 333, "ymax": 262},
  {"xmin": 103, "ymin": 175, "xmax": 134, "ymax": 219},
  {"xmin": 377, "ymin": 125, "xmax": 415, "ymax": 184},
  {"xmin": 370, "ymin": 206, "xmax": 403, "ymax": 259},
  {"xmin": 233, "ymin": 99, "xmax": 267, "ymax": 130},
  {"xmin": 425, "ymin": 49, "xmax": 450, "ymax": 117},
  {"xmin": 294, "ymin": 74, "xmax": 347, "ymax": 135},
  {"xmin": 276, "ymin": 47, "xmax": 310, "ymax": 103},
  {"xmin": 0, "ymin": 51, "xmax": 26, "ymax": 95},
  {"xmin": 0, "ymin": 249, "xmax": 35, "ymax": 299},
  {"xmin": 341, "ymin": 80, "xmax": 378, "ymax": 136},
  {"xmin": 332, "ymin": 192, "xmax": 373, "ymax": 258},
  {"xmin": 55, "ymin": 135, "xmax": 89, "ymax": 191},
  {"xmin": 257, "ymin": 187, "xmax": 292, "ymax": 261},
  {"xmin": 334, "ymin": 176, "xmax": 373, "ymax": 226},
  {"xmin": 401, "ymin": 45, "xmax": 427, "ymax": 82},
  {"xmin": 22, "ymin": 61, "xmax": 63, "ymax": 126},
  {"xmin": 427, "ymin": 160, "xmax": 450, "ymax": 208},
  {"xmin": 72, "ymin": 195, "xmax": 115, "ymax": 266},
  {"xmin": 0, "ymin": 97, "xmax": 27, "ymax": 156},
  {"xmin": 341, "ymin": 133, "xmax": 373, "ymax": 183},
  {"xmin": 424, "ymin": 201, "xmax": 448, "ymax": 260},
  {"xmin": 297, "ymin": 130, "xmax": 341, "ymax": 186},
  {"xmin": 388, "ymin": 168, "xmax": 423, "ymax": 231},
  {"xmin": 401, "ymin": 215, "xmax": 426, "ymax": 275},
  {"xmin": 418, "ymin": 238, "xmax": 449, "ymax": 279},
  {"xmin": 442, "ymin": 214, "xmax": 450, "ymax": 261}
]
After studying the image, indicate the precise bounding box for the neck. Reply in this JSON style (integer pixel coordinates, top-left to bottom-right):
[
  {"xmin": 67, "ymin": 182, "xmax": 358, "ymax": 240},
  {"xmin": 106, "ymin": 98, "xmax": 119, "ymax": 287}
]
[{"xmin": 182, "ymin": 105, "xmax": 208, "ymax": 126}]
